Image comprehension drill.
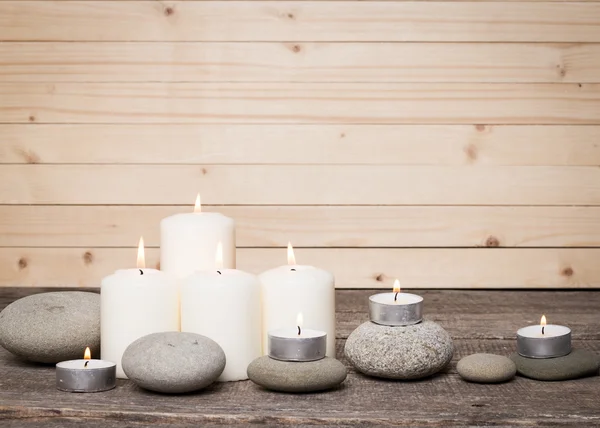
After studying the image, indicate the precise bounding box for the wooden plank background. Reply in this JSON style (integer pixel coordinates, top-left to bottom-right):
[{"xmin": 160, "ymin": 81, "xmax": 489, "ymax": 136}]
[{"xmin": 0, "ymin": 0, "xmax": 599, "ymax": 288}]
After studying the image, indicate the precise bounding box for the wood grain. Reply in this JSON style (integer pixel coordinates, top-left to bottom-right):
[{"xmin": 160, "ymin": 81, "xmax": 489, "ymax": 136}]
[
  {"xmin": 2, "ymin": 205, "xmax": 600, "ymax": 248},
  {"xmin": 1, "ymin": 288, "xmax": 600, "ymax": 427},
  {"xmin": 1, "ymin": 2, "xmax": 600, "ymax": 42},
  {"xmin": 2, "ymin": 124, "xmax": 600, "ymax": 166},
  {"xmin": 1, "ymin": 247, "xmax": 598, "ymax": 288},
  {"xmin": 2, "ymin": 82, "xmax": 600, "ymax": 124},
  {"xmin": 2, "ymin": 42, "xmax": 599, "ymax": 83},
  {"xmin": 2, "ymin": 164, "xmax": 600, "ymax": 205}
]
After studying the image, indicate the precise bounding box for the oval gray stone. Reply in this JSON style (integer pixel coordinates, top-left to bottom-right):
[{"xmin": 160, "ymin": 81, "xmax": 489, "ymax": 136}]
[
  {"xmin": 457, "ymin": 353, "xmax": 516, "ymax": 383},
  {"xmin": 0, "ymin": 291, "xmax": 100, "ymax": 363},
  {"xmin": 248, "ymin": 356, "xmax": 347, "ymax": 393},
  {"xmin": 122, "ymin": 332, "xmax": 225, "ymax": 394},
  {"xmin": 345, "ymin": 320, "xmax": 453, "ymax": 380},
  {"xmin": 510, "ymin": 349, "xmax": 600, "ymax": 381}
]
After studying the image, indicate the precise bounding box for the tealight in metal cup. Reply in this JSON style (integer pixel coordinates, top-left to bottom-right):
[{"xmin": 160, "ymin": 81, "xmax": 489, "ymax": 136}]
[
  {"xmin": 517, "ymin": 328, "xmax": 572, "ymax": 359},
  {"xmin": 56, "ymin": 363, "xmax": 116, "ymax": 392},
  {"xmin": 369, "ymin": 294, "xmax": 423, "ymax": 326},
  {"xmin": 268, "ymin": 332, "xmax": 327, "ymax": 362}
]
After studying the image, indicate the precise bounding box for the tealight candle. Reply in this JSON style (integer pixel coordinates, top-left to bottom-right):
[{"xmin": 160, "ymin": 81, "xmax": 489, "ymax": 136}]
[
  {"xmin": 517, "ymin": 315, "xmax": 571, "ymax": 358},
  {"xmin": 369, "ymin": 279, "xmax": 423, "ymax": 326},
  {"xmin": 56, "ymin": 347, "xmax": 116, "ymax": 392},
  {"xmin": 268, "ymin": 313, "xmax": 326, "ymax": 362}
]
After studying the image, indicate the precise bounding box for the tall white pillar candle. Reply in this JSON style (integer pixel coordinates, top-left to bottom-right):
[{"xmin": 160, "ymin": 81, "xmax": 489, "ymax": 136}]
[
  {"xmin": 259, "ymin": 243, "xmax": 336, "ymax": 357},
  {"xmin": 101, "ymin": 238, "xmax": 179, "ymax": 379},
  {"xmin": 161, "ymin": 194, "xmax": 235, "ymax": 278},
  {"xmin": 181, "ymin": 243, "xmax": 261, "ymax": 382}
]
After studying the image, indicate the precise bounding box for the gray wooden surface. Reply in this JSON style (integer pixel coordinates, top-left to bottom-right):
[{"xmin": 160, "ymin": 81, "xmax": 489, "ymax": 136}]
[{"xmin": 1, "ymin": 288, "xmax": 599, "ymax": 427}]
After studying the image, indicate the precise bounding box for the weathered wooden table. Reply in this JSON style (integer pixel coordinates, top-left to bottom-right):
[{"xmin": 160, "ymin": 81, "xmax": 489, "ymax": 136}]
[{"xmin": 1, "ymin": 288, "xmax": 599, "ymax": 427}]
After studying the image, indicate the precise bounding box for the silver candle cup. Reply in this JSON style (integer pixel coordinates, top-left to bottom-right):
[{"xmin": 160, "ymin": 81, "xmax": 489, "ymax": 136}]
[
  {"xmin": 517, "ymin": 325, "xmax": 572, "ymax": 359},
  {"xmin": 56, "ymin": 360, "xmax": 117, "ymax": 392},
  {"xmin": 369, "ymin": 293, "xmax": 423, "ymax": 326},
  {"xmin": 268, "ymin": 329, "xmax": 327, "ymax": 362}
]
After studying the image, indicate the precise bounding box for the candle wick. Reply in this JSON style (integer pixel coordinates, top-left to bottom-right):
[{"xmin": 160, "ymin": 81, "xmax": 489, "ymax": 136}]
[
  {"xmin": 217, "ymin": 270, "xmax": 222, "ymax": 275},
  {"xmin": 291, "ymin": 268, "xmax": 296, "ymax": 272},
  {"xmin": 542, "ymin": 326, "xmax": 545, "ymax": 335},
  {"xmin": 84, "ymin": 361, "xmax": 89, "ymax": 368},
  {"xmin": 394, "ymin": 292, "xmax": 399, "ymax": 302},
  {"xmin": 139, "ymin": 269, "xmax": 144, "ymax": 275},
  {"xmin": 297, "ymin": 326, "xmax": 301, "ymax": 336}
]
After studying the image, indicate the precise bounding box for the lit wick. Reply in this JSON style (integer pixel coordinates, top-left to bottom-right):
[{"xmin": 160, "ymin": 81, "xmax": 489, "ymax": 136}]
[
  {"xmin": 394, "ymin": 292, "xmax": 399, "ymax": 302},
  {"xmin": 297, "ymin": 325, "xmax": 301, "ymax": 336},
  {"xmin": 541, "ymin": 315, "xmax": 547, "ymax": 335},
  {"xmin": 392, "ymin": 279, "xmax": 401, "ymax": 303},
  {"xmin": 291, "ymin": 268, "xmax": 296, "ymax": 272},
  {"xmin": 139, "ymin": 269, "xmax": 144, "ymax": 275},
  {"xmin": 84, "ymin": 361, "xmax": 89, "ymax": 368},
  {"xmin": 217, "ymin": 270, "xmax": 222, "ymax": 275}
]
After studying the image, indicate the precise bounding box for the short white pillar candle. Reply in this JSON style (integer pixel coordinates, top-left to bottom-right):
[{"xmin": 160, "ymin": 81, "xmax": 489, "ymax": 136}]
[
  {"xmin": 181, "ymin": 243, "xmax": 261, "ymax": 382},
  {"xmin": 101, "ymin": 237, "xmax": 179, "ymax": 378},
  {"xmin": 259, "ymin": 243, "xmax": 335, "ymax": 357},
  {"xmin": 160, "ymin": 194, "xmax": 235, "ymax": 279}
]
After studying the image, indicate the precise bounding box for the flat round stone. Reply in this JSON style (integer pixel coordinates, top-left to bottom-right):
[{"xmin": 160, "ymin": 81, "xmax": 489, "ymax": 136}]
[
  {"xmin": 457, "ymin": 353, "xmax": 516, "ymax": 383},
  {"xmin": 122, "ymin": 332, "xmax": 225, "ymax": 394},
  {"xmin": 510, "ymin": 349, "xmax": 600, "ymax": 381},
  {"xmin": 0, "ymin": 291, "xmax": 100, "ymax": 363},
  {"xmin": 345, "ymin": 320, "xmax": 453, "ymax": 380},
  {"xmin": 247, "ymin": 356, "xmax": 347, "ymax": 393}
]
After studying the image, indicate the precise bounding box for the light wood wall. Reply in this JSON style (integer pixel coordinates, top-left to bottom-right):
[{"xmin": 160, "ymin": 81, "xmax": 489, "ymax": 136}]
[{"xmin": 1, "ymin": 1, "xmax": 600, "ymax": 289}]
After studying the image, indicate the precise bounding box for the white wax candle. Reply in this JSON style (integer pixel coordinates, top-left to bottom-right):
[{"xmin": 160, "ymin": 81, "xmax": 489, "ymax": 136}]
[
  {"xmin": 101, "ymin": 268, "xmax": 179, "ymax": 379},
  {"xmin": 370, "ymin": 292, "xmax": 423, "ymax": 305},
  {"xmin": 260, "ymin": 255, "xmax": 335, "ymax": 357},
  {"xmin": 56, "ymin": 359, "xmax": 115, "ymax": 369},
  {"xmin": 181, "ymin": 269, "xmax": 261, "ymax": 382},
  {"xmin": 270, "ymin": 328, "xmax": 325, "ymax": 339},
  {"xmin": 160, "ymin": 197, "xmax": 235, "ymax": 279},
  {"xmin": 517, "ymin": 324, "xmax": 571, "ymax": 339}
]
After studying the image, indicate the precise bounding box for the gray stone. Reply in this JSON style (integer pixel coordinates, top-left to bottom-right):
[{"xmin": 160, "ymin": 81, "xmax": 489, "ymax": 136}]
[
  {"xmin": 457, "ymin": 353, "xmax": 516, "ymax": 383},
  {"xmin": 510, "ymin": 349, "xmax": 600, "ymax": 381},
  {"xmin": 122, "ymin": 332, "xmax": 225, "ymax": 394},
  {"xmin": 344, "ymin": 320, "xmax": 453, "ymax": 380},
  {"xmin": 247, "ymin": 356, "xmax": 347, "ymax": 393},
  {"xmin": 0, "ymin": 291, "xmax": 100, "ymax": 363}
]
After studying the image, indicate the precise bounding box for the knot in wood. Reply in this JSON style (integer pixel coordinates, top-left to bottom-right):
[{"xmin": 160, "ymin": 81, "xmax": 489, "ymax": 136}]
[
  {"xmin": 562, "ymin": 267, "xmax": 574, "ymax": 277},
  {"xmin": 18, "ymin": 258, "xmax": 28, "ymax": 270},
  {"xmin": 485, "ymin": 236, "xmax": 500, "ymax": 247},
  {"xmin": 164, "ymin": 6, "xmax": 174, "ymax": 16},
  {"xmin": 83, "ymin": 251, "xmax": 94, "ymax": 265},
  {"xmin": 286, "ymin": 12, "xmax": 295, "ymax": 20},
  {"xmin": 474, "ymin": 124, "xmax": 486, "ymax": 132},
  {"xmin": 28, "ymin": 115, "xmax": 36, "ymax": 122},
  {"xmin": 291, "ymin": 44, "xmax": 301, "ymax": 53},
  {"xmin": 375, "ymin": 273, "xmax": 385, "ymax": 282}
]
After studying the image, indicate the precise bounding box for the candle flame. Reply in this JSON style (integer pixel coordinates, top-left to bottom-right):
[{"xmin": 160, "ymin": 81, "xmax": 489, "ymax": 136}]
[
  {"xmin": 194, "ymin": 193, "xmax": 201, "ymax": 213},
  {"xmin": 393, "ymin": 279, "xmax": 401, "ymax": 294},
  {"xmin": 137, "ymin": 236, "xmax": 145, "ymax": 269},
  {"xmin": 215, "ymin": 241, "xmax": 223, "ymax": 270},
  {"xmin": 541, "ymin": 315, "xmax": 547, "ymax": 327},
  {"xmin": 297, "ymin": 312, "xmax": 303, "ymax": 336},
  {"xmin": 287, "ymin": 242, "xmax": 296, "ymax": 265},
  {"xmin": 84, "ymin": 347, "xmax": 91, "ymax": 360}
]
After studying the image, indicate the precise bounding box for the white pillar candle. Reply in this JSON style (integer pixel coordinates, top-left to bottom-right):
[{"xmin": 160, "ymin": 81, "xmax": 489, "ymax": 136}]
[
  {"xmin": 101, "ymin": 237, "xmax": 179, "ymax": 379},
  {"xmin": 161, "ymin": 194, "xmax": 235, "ymax": 279},
  {"xmin": 181, "ymin": 243, "xmax": 261, "ymax": 382},
  {"xmin": 259, "ymin": 243, "xmax": 335, "ymax": 357}
]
